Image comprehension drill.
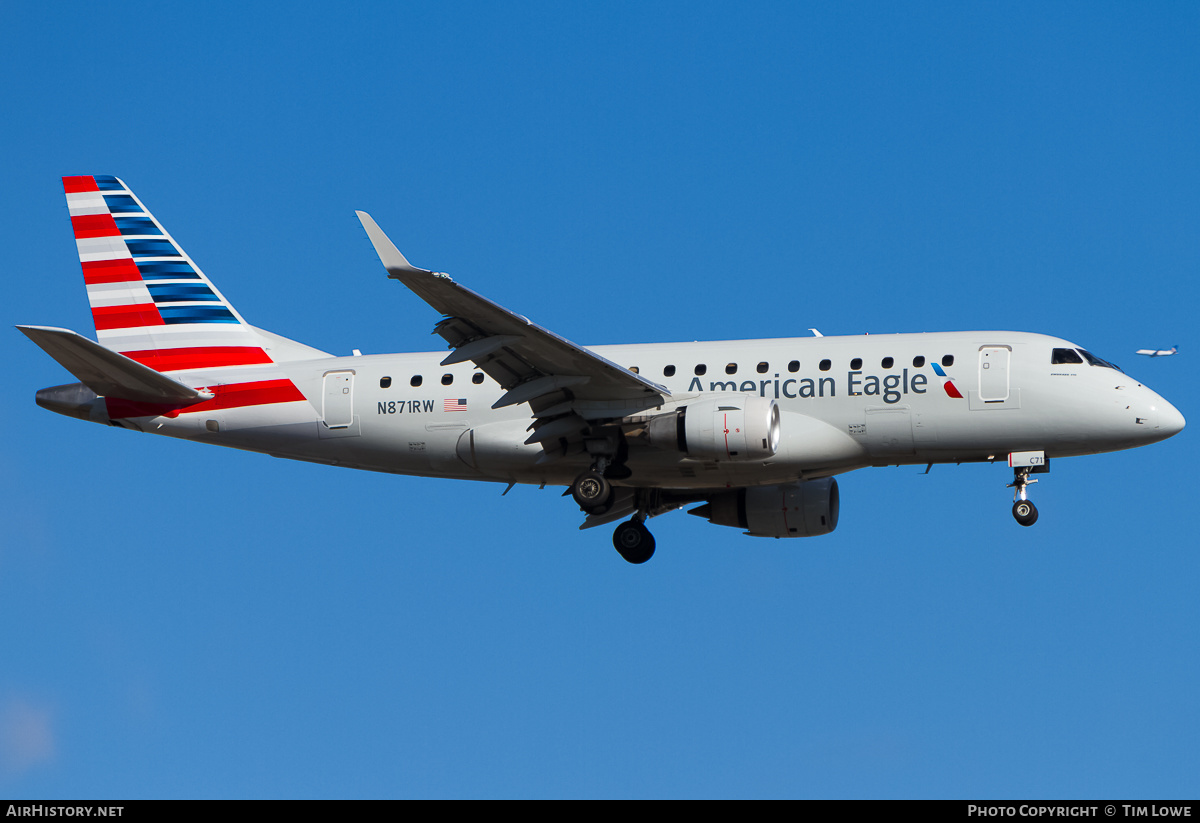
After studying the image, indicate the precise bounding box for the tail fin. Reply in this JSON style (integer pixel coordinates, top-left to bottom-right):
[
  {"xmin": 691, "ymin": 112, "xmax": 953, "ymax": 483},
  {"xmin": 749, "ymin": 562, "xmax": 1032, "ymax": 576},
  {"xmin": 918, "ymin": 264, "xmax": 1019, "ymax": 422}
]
[{"xmin": 62, "ymin": 175, "xmax": 324, "ymax": 372}]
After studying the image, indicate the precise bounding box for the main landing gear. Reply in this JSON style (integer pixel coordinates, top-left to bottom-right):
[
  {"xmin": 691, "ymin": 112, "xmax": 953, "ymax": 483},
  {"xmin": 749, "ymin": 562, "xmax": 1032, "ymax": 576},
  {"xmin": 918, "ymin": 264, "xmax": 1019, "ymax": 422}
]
[
  {"xmin": 571, "ymin": 463, "xmax": 657, "ymax": 564},
  {"xmin": 1008, "ymin": 466, "xmax": 1039, "ymax": 527},
  {"xmin": 613, "ymin": 515, "xmax": 655, "ymax": 564},
  {"xmin": 571, "ymin": 469, "xmax": 614, "ymax": 514}
]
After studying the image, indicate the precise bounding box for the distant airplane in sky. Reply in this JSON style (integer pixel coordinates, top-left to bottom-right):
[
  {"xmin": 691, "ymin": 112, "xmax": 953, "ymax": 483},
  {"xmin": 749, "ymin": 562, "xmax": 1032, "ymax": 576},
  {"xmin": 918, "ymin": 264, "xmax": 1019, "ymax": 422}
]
[
  {"xmin": 1136, "ymin": 346, "xmax": 1178, "ymax": 357},
  {"xmin": 19, "ymin": 176, "xmax": 1187, "ymax": 563}
]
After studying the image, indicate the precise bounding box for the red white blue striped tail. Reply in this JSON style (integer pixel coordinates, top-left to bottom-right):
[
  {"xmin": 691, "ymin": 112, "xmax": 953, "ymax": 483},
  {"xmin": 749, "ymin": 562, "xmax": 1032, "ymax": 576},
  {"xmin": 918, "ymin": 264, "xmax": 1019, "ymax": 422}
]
[
  {"xmin": 63, "ymin": 175, "xmax": 279, "ymax": 374},
  {"xmin": 61, "ymin": 176, "xmax": 323, "ymax": 420}
]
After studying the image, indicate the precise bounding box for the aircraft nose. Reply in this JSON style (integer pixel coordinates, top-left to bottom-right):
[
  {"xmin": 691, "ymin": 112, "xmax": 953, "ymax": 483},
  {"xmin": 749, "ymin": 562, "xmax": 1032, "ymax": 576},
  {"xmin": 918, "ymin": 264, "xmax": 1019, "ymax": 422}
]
[
  {"xmin": 1158, "ymin": 398, "xmax": 1186, "ymax": 438},
  {"xmin": 1138, "ymin": 389, "xmax": 1185, "ymax": 442}
]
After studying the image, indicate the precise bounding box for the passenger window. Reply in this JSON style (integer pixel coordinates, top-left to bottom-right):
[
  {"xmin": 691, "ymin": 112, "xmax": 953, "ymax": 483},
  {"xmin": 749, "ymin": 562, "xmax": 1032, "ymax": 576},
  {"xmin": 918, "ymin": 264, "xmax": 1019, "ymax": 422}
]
[
  {"xmin": 472, "ymin": 373, "xmax": 485, "ymax": 384},
  {"xmin": 819, "ymin": 359, "xmax": 831, "ymax": 372},
  {"xmin": 380, "ymin": 376, "xmax": 392, "ymax": 389},
  {"xmin": 942, "ymin": 354, "xmax": 954, "ymax": 367},
  {"xmin": 1051, "ymin": 348, "xmax": 1084, "ymax": 365},
  {"xmin": 756, "ymin": 362, "xmax": 769, "ymax": 374},
  {"xmin": 881, "ymin": 357, "xmax": 893, "ymax": 369},
  {"xmin": 725, "ymin": 363, "xmax": 737, "ymax": 375},
  {"xmin": 913, "ymin": 356, "xmax": 925, "ymax": 368},
  {"xmin": 850, "ymin": 358, "xmax": 862, "ymax": 370},
  {"xmin": 441, "ymin": 374, "xmax": 453, "ymax": 385},
  {"xmin": 410, "ymin": 375, "xmax": 423, "ymax": 387},
  {"xmin": 629, "ymin": 366, "xmax": 639, "ymax": 374},
  {"xmin": 663, "ymin": 365, "xmax": 676, "ymax": 377},
  {"xmin": 788, "ymin": 360, "xmax": 799, "ymax": 373},
  {"xmin": 695, "ymin": 364, "xmax": 707, "ymax": 376}
]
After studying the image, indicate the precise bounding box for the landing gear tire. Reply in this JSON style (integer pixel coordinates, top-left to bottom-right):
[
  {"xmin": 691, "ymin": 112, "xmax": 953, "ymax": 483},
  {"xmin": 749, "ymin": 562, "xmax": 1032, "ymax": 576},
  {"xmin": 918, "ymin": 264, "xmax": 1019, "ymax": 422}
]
[
  {"xmin": 572, "ymin": 471, "xmax": 613, "ymax": 514},
  {"xmin": 613, "ymin": 520, "xmax": 656, "ymax": 564},
  {"xmin": 1012, "ymin": 499, "xmax": 1039, "ymax": 527}
]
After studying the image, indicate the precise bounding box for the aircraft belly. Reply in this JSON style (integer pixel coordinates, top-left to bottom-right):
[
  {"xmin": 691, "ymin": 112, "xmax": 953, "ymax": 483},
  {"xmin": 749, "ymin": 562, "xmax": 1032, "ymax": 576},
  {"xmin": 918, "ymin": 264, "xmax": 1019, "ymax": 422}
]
[
  {"xmin": 605, "ymin": 411, "xmax": 868, "ymax": 489},
  {"xmin": 454, "ymin": 419, "xmax": 545, "ymax": 479},
  {"xmin": 608, "ymin": 461, "xmax": 864, "ymax": 490},
  {"xmin": 146, "ymin": 400, "xmax": 484, "ymax": 478}
]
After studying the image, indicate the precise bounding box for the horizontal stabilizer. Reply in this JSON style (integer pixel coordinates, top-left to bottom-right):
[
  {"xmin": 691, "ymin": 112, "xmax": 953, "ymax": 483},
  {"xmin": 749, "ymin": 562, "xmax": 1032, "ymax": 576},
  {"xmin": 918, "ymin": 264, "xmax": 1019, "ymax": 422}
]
[{"xmin": 17, "ymin": 325, "xmax": 210, "ymax": 404}]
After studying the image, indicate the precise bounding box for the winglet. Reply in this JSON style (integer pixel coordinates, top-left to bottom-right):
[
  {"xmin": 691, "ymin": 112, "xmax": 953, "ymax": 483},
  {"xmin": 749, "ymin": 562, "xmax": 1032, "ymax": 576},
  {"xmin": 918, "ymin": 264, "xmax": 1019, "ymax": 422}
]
[{"xmin": 355, "ymin": 211, "xmax": 428, "ymax": 276}]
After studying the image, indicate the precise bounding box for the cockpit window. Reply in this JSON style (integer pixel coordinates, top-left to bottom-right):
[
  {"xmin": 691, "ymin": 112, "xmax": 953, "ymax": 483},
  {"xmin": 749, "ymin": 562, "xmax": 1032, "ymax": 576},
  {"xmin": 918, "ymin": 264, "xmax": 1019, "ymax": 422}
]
[
  {"xmin": 1051, "ymin": 348, "xmax": 1083, "ymax": 365},
  {"xmin": 1077, "ymin": 349, "xmax": 1122, "ymax": 372}
]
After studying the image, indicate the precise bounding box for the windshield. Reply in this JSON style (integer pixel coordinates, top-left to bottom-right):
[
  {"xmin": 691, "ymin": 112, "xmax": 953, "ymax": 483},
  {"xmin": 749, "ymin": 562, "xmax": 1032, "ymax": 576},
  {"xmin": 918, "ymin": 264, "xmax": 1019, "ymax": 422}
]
[{"xmin": 1077, "ymin": 349, "xmax": 1123, "ymax": 372}]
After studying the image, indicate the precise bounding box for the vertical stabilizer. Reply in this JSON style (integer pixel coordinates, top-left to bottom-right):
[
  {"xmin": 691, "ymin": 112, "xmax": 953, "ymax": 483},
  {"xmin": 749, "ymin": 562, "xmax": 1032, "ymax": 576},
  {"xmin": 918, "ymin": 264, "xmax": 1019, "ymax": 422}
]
[
  {"xmin": 62, "ymin": 175, "xmax": 324, "ymax": 373},
  {"xmin": 52, "ymin": 176, "xmax": 326, "ymax": 421}
]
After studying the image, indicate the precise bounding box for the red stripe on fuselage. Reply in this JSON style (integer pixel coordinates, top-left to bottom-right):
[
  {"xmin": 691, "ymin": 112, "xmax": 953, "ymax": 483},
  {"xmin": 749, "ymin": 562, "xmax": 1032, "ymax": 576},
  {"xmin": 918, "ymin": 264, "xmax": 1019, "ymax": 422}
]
[
  {"xmin": 63, "ymin": 176, "xmax": 98, "ymax": 193},
  {"xmin": 122, "ymin": 346, "xmax": 274, "ymax": 372},
  {"xmin": 81, "ymin": 259, "xmax": 142, "ymax": 284},
  {"xmin": 71, "ymin": 213, "xmax": 120, "ymax": 239},
  {"xmin": 943, "ymin": 381, "xmax": 963, "ymax": 399},
  {"xmin": 92, "ymin": 304, "xmax": 166, "ymax": 330},
  {"xmin": 105, "ymin": 379, "xmax": 306, "ymax": 419}
]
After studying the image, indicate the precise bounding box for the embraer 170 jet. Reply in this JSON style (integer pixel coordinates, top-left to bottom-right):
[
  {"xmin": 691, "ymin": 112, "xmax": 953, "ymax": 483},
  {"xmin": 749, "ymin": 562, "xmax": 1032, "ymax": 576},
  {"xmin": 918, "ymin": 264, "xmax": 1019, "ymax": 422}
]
[{"xmin": 20, "ymin": 176, "xmax": 1186, "ymax": 563}]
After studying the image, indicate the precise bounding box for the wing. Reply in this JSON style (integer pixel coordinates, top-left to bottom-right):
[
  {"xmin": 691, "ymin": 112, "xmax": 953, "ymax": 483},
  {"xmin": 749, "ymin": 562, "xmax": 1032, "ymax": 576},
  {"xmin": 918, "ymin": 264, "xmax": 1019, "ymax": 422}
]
[{"xmin": 357, "ymin": 213, "xmax": 670, "ymax": 457}]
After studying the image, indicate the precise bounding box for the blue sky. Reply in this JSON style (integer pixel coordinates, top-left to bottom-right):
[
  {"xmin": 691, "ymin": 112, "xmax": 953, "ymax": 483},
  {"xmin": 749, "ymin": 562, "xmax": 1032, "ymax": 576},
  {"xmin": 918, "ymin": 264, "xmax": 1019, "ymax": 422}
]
[{"xmin": 2, "ymin": 2, "xmax": 1197, "ymax": 798}]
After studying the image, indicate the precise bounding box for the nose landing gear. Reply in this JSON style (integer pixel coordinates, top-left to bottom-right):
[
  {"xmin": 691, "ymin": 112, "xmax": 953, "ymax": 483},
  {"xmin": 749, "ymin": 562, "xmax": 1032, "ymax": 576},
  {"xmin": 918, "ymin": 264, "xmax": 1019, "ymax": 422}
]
[
  {"xmin": 1006, "ymin": 451, "xmax": 1048, "ymax": 527},
  {"xmin": 1012, "ymin": 495, "xmax": 1039, "ymax": 526},
  {"xmin": 1008, "ymin": 466, "xmax": 1040, "ymax": 526}
]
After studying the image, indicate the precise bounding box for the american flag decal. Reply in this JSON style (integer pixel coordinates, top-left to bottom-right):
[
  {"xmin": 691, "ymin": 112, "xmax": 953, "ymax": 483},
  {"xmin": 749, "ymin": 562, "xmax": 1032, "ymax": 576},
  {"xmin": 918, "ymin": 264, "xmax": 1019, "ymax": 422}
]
[{"xmin": 444, "ymin": 398, "xmax": 467, "ymax": 412}]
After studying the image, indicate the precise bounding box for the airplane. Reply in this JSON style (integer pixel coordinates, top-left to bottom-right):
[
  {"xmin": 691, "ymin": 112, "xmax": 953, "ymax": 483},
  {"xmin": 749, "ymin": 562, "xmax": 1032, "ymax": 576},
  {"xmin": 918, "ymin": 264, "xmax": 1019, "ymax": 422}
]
[
  {"xmin": 19, "ymin": 176, "xmax": 1187, "ymax": 563},
  {"xmin": 1136, "ymin": 346, "xmax": 1178, "ymax": 357}
]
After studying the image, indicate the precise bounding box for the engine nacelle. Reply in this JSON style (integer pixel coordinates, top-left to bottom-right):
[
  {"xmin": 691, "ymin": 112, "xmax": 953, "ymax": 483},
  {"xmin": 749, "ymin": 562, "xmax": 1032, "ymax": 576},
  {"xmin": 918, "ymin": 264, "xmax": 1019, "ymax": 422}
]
[
  {"xmin": 690, "ymin": 478, "xmax": 840, "ymax": 538},
  {"xmin": 646, "ymin": 394, "xmax": 780, "ymax": 462}
]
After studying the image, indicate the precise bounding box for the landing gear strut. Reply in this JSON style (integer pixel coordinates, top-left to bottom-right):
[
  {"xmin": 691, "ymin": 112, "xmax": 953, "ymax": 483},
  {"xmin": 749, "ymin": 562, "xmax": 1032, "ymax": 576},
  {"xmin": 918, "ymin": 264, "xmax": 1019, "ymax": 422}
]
[
  {"xmin": 613, "ymin": 514, "xmax": 655, "ymax": 564},
  {"xmin": 571, "ymin": 443, "xmax": 629, "ymax": 514},
  {"xmin": 1008, "ymin": 466, "xmax": 1039, "ymax": 527}
]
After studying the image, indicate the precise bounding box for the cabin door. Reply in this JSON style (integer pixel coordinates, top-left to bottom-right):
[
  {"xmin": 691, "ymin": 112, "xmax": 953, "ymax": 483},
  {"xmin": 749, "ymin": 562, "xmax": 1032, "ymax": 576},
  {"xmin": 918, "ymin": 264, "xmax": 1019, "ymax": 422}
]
[
  {"xmin": 322, "ymin": 371, "xmax": 355, "ymax": 429},
  {"xmin": 978, "ymin": 347, "xmax": 1011, "ymax": 403}
]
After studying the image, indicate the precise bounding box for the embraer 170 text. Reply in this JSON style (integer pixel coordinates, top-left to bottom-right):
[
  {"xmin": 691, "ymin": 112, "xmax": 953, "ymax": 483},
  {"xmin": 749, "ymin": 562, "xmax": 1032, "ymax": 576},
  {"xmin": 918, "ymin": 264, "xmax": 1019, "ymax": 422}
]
[{"xmin": 20, "ymin": 177, "xmax": 1186, "ymax": 563}]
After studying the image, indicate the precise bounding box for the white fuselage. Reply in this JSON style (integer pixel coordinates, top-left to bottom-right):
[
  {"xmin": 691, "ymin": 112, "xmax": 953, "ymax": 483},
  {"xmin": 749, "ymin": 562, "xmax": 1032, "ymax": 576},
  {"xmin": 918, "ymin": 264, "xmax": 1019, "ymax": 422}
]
[{"xmin": 111, "ymin": 330, "xmax": 1184, "ymax": 491}]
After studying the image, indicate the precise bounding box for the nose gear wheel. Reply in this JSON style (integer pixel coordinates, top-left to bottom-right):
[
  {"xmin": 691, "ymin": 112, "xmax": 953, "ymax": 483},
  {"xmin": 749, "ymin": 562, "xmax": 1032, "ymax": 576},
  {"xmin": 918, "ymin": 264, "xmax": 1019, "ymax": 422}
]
[{"xmin": 1012, "ymin": 499, "xmax": 1039, "ymax": 527}]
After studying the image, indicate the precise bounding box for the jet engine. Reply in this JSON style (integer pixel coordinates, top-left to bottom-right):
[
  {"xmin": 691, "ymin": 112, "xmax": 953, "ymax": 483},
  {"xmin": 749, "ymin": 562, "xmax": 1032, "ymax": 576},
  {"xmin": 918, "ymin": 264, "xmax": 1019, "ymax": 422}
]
[
  {"xmin": 646, "ymin": 394, "xmax": 780, "ymax": 462},
  {"xmin": 689, "ymin": 478, "xmax": 840, "ymax": 538}
]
